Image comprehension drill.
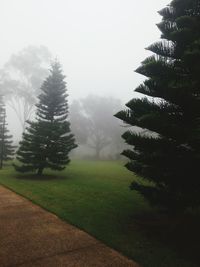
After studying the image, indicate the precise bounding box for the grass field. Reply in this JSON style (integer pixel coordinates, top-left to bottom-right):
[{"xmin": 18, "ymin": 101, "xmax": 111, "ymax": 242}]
[{"xmin": 0, "ymin": 160, "xmax": 200, "ymax": 267}]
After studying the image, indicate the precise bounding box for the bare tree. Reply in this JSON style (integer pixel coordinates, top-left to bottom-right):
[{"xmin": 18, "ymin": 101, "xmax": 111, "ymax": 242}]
[
  {"xmin": 0, "ymin": 46, "xmax": 52, "ymax": 131},
  {"xmin": 70, "ymin": 95, "xmax": 124, "ymax": 159}
]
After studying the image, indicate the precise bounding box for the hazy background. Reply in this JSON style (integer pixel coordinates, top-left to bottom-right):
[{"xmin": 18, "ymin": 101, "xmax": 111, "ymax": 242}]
[{"xmin": 0, "ymin": 0, "xmax": 169, "ymax": 139}]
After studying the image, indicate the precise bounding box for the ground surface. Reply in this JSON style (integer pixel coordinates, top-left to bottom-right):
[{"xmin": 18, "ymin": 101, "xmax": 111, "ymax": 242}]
[
  {"xmin": 0, "ymin": 185, "xmax": 139, "ymax": 267},
  {"xmin": 0, "ymin": 160, "xmax": 200, "ymax": 267}
]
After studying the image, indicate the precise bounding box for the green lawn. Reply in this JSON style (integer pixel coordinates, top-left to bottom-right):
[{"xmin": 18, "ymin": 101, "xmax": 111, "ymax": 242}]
[{"xmin": 0, "ymin": 160, "xmax": 199, "ymax": 267}]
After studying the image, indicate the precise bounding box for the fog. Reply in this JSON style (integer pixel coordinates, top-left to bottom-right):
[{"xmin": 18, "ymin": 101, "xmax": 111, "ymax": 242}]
[{"xmin": 0, "ymin": 0, "xmax": 169, "ymax": 141}]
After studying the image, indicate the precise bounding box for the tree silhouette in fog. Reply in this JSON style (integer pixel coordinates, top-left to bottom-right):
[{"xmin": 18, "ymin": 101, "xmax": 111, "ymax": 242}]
[
  {"xmin": 14, "ymin": 61, "xmax": 77, "ymax": 175},
  {"xmin": 0, "ymin": 95, "xmax": 15, "ymax": 169},
  {"xmin": 70, "ymin": 95, "xmax": 124, "ymax": 159},
  {"xmin": 116, "ymin": 0, "xmax": 200, "ymax": 212},
  {"xmin": 0, "ymin": 46, "xmax": 52, "ymax": 131}
]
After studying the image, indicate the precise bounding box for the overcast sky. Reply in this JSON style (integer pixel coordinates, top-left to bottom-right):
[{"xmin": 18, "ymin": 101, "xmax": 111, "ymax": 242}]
[{"xmin": 0, "ymin": 0, "xmax": 170, "ymax": 138}]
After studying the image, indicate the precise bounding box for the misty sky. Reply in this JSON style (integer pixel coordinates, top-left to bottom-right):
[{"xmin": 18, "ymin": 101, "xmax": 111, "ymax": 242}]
[{"xmin": 1, "ymin": 0, "xmax": 170, "ymax": 138}]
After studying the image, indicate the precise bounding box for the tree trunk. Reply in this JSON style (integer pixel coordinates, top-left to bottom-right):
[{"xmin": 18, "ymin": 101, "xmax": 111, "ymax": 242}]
[
  {"xmin": 0, "ymin": 111, "xmax": 6, "ymax": 170},
  {"xmin": 95, "ymin": 146, "xmax": 101, "ymax": 160},
  {"xmin": 37, "ymin": 167, "xmax": 44, "ymax": 175}
]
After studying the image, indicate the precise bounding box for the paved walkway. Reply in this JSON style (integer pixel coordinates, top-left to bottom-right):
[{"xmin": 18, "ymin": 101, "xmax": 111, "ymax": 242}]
[{"xmin": 0, "ymin": 186, "xmax": 140, "ymax": 267}]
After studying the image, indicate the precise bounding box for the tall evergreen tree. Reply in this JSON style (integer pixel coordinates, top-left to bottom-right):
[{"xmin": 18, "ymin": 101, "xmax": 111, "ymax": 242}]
[
  {"xmin": 115, "ymin": 0, "xmax": 200, "ymax": 212},
  {"xmin": 0, "ymin": 96, "xmax": 15, "ymax": 169},
  {"xmin": 14, "ymin": 61, "xmax": 77, "ymax": 175}
]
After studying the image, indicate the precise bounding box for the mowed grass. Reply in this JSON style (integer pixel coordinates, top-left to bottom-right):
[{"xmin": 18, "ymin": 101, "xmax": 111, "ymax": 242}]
[{"xmin": 0, "ymin": 160, "xmax": 200, "ymax": 267}]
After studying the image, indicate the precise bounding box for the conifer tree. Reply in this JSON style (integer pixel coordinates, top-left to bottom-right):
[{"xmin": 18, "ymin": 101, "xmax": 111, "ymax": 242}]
[
  {"xmin": 0, "ymin": 96, "xmax": 15, "ymax": 169},
  {"xmin": 14, "ymin": 61, "xmax": 77, "ymax": 175},
  {"xmin": 115, "ymin": 0, "xmax": 200, "ymax": 212}
]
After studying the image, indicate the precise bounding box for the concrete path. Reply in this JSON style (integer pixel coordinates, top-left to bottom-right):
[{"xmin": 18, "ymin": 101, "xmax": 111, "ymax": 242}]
[{"xmin": 0, "ymin": 186, "xmax": 140, "ymax": 267}]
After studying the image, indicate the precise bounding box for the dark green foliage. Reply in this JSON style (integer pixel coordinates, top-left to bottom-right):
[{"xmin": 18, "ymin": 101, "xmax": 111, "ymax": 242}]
[
  {"xmin": 14, "ymin": 61, "xmax": 77, "ymax": 175},
  {"xmin": 0, "ymin": 96, "xmax": 15, "ymax": 169},
  {"xmin": 115, "ymin": 0, "xmax": 200, "ymax": 212}
]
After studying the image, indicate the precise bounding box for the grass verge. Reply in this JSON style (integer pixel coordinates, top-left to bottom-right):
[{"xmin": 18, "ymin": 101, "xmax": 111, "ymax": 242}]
[{"xmin": 0, "ymin": 160, "xmax": 199, "ymax": 267}]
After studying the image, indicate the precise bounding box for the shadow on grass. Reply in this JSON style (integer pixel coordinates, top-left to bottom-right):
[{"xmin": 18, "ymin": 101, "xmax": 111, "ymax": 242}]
[
  {"xmin": 15, "ymin": 173, "xmax": 65, "ymax": 181},
  {"xmin": 132, "ymin": 212, "xmax": 200, "ymax": 265}
]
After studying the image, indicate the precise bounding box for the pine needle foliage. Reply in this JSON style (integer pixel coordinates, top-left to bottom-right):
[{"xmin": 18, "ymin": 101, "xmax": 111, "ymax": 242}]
[
  {"xmin": 15, "ymin": 61, "xmax": 77, "ymax": 175},
  {"xmin": 115, "ymin": 0, "xmax": 200, "ymax": 212},
  {"xmin": 0, "ymin": 96, "xmax": 15, "ymax": 169}
]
